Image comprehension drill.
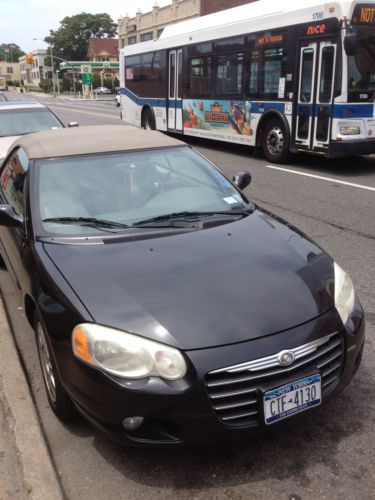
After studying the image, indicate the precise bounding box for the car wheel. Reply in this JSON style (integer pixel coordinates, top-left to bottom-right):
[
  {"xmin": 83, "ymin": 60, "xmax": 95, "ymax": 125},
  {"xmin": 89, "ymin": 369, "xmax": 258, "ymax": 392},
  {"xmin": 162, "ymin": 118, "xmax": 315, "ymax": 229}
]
[
  {"xmin": 261, "ymin": 118, "xmax": 290, "ymax": 164},
  {"xmin": 142, "ymin": 109, "xmax": 155, "ymax": 130},
  {"xmin": 34, "ymin": 311, "xmax": 76, "ymax": 421}
]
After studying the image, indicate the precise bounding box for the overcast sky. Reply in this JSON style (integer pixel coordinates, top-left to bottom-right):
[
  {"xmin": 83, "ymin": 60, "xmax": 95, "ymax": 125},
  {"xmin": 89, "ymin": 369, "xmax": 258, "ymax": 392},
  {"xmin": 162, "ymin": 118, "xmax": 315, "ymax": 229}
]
[{"xmin": 2, "ymin": 0, "xmax": 172, "ymax": 53}]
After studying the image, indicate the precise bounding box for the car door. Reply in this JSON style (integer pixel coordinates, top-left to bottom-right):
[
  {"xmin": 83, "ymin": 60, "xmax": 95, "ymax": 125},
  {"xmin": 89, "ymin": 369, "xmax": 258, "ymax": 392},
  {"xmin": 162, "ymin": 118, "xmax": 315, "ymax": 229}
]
[{"xmin": 0, "ymin": 147, "xmax": 30, "ymax": 290}]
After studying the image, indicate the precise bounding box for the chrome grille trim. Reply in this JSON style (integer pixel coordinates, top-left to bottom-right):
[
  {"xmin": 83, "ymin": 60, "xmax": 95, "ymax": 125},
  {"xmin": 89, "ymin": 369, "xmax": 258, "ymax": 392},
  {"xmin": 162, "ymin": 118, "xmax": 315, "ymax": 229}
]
[
  {"xmin": 222, "ymin": 410, "xmax": 258, "ymax": 421},
  {"xmin": 209, "ymin": 387, "xmax": 257, "ymax": 400},
  {"xmin": 210, "ymin": 332, "xmax": 339, "ymax": 374},
  {"xmin": 205, "ymin": 332, "xmax": 344, "ymax": 427},
  {"xmin": 207, "ymin": 338, "xmax": 342, "ymax": 388},
  {"xmin": 213, "ymin": 399, "xmax": 258, "ymax": 411}
]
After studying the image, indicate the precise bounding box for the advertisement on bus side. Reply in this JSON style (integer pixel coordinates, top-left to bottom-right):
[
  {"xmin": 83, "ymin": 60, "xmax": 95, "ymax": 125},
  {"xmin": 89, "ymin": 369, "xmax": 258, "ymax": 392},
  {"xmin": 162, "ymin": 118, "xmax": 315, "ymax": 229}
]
[{"xmin": 182, "ymin": 100, "xmax": 253, "ymax": 142}]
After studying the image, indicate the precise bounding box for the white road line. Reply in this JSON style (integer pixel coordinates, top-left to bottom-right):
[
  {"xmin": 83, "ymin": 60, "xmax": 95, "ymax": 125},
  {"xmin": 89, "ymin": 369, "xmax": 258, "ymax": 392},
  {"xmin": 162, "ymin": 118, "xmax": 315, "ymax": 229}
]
[{"xmin": 265, "ymin": 165, "xmax": 375, "ymax": 192}]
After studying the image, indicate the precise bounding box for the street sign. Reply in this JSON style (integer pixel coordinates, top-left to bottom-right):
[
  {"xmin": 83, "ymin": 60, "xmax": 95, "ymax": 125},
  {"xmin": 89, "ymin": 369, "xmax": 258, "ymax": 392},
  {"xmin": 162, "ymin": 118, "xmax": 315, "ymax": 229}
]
[
  {"xmin": 82, "ymin": 73, "xmax": 92, "ymax": 85},
  {"xmin": 80, "ymin": 64, "xmax": 92, "ymax": 74}
]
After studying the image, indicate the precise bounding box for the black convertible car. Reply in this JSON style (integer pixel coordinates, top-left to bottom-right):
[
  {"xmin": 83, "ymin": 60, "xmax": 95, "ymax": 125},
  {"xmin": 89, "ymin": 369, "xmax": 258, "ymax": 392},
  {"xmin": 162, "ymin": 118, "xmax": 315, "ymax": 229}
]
[{"xmin": 0, "ymin": 125, "xmax": 365, "ymax": 446}]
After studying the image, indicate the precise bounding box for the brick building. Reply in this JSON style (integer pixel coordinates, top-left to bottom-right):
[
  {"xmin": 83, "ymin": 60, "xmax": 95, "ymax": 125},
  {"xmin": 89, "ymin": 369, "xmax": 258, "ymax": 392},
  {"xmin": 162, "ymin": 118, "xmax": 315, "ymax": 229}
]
[
  {"xmin": 118, "ymin": 0, "xmax": 255, "ymax": 48},
  {"xmin": 87, "ymin": 38, "xmax": 119, "ymax": 63}
]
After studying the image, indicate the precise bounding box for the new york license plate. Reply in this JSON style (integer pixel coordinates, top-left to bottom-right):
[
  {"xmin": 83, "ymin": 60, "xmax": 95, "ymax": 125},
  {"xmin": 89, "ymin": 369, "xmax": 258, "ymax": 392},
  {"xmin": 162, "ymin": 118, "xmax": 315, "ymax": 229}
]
[{"xmin": 264, "ymin": 374, "xmax": 321, "ymax": 425}]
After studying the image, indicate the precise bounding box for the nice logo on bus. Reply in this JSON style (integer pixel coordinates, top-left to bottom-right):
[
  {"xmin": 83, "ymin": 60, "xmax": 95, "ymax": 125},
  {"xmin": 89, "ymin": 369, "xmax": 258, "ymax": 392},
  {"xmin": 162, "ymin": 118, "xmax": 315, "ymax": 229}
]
[{"xmin": 306, "ymin": 23, "xmax": 326, "ymax": 35}]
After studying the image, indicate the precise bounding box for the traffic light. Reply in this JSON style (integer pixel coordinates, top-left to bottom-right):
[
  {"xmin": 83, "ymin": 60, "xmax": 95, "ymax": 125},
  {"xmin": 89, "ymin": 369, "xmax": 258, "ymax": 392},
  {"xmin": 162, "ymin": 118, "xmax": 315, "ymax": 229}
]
[{"xmin": 26, "ymin": 54, "xmax": 34, "ymax": 64}]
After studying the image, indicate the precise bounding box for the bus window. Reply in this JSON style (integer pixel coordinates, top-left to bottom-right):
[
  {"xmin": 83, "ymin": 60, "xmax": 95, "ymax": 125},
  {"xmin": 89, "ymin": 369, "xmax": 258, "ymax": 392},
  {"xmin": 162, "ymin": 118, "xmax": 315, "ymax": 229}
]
[
  {"xmin": 300, "ymin": 48, "xmax": 314, "ymax": 102},
  {"xmin": 169, "ymin": 52, "xmax": 176, "ymax": 98},
  {"xmin": 319, "ymin": 46, "xmax": 335, "ymax": 102},
  {"xmin": 189, "ymin": 56, "xmax": 212, "ymax": 96},
  {"xmin": 215, "ymin": 53, "xmax": 244, "ymax": 97},
  {"xmin": 264, "ymin": 48, "xmax": 286, "ymax": 97},
  {"xmin": 249, "ymin": 50, "xmax": 260, "ymax": 97}
]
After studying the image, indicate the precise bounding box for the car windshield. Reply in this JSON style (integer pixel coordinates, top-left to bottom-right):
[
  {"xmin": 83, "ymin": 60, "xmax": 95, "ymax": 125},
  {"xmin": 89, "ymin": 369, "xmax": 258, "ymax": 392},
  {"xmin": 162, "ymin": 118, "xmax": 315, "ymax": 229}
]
[
  {"xmin": 37, "ymin": 147, "xmax": 248, "ymax": 236},
  {"xmin": 0, "ymin": 108, "xmax": 63, "ymax": 137}
]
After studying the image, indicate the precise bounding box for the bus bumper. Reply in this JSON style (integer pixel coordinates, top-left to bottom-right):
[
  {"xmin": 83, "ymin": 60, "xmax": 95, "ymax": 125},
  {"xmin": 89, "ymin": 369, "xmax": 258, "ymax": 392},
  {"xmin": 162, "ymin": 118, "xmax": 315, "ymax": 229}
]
[{"xmin": 329, "ymin": 139, "xmax": 375, "ymax": 157}]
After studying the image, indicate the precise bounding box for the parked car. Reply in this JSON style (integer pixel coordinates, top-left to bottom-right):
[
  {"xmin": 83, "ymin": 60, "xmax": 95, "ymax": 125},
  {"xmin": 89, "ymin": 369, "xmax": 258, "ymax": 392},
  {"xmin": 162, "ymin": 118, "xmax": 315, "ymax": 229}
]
[
  {"xmin": 0, "ymin": 125, "xmax": 365, "ymax": 447},
  {"xmin": 93, "ymin": 86, "xmax": 111, "ymax": 95},
  {"xmin": 0, "ymin": 100, "xmax": 78, "ymax": 161},
  {"xmin": 115, "ymin": 94, "xmax": 121, "ymax": 107}
]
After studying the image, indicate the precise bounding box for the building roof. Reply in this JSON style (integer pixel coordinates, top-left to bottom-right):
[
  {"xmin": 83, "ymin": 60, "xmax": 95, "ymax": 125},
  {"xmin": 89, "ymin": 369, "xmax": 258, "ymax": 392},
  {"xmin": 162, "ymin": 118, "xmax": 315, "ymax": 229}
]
[
  {"xmin": 87, "ymin": 38, "xmax": 119, "ymax": 58},
  {"xmin": 13, "ymin": 125, "xmax": 185, "ymax": 160}
]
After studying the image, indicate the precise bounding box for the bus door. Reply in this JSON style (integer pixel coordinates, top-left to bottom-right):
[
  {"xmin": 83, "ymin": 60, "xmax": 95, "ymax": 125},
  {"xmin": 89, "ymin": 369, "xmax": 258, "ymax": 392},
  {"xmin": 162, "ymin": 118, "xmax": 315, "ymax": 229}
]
[
  {"xmin": 168, "ymin": 49, "xmax": 183, "ymax": 131},
  {"xmin": 296, "ymin": 41, "xmax": 337, "ymax": 151}
]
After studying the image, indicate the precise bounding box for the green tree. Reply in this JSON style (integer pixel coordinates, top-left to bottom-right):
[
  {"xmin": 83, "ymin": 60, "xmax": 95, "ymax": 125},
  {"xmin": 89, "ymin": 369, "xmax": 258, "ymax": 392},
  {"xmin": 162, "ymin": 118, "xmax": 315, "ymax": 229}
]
[
  {"xmin": 0, "ymin": 43, "xmax": 25, "ymax": 62},
  {"xmin": 44, "ymin": 12, "xmax": 117, "ymax": 61}
]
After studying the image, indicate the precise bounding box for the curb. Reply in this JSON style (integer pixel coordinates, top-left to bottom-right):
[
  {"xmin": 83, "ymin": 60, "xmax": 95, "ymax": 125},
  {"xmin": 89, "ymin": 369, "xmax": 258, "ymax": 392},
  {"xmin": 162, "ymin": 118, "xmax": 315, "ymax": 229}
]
[{"xmin": 0, "ymin": 297, "xmax": 64, "ymax": 500}]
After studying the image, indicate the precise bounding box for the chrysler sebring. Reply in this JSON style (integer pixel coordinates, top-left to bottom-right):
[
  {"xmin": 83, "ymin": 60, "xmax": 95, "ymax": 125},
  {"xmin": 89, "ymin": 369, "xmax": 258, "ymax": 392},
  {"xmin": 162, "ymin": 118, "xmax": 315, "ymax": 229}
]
[{"xmin": 0, "ymin": 125, "xmax": 365, "ymax": 446}]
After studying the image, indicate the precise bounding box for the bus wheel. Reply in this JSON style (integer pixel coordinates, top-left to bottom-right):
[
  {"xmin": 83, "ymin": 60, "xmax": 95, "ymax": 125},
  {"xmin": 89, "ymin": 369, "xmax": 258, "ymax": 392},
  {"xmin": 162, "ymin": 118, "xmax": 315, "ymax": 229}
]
[
  {"xmin": 142, "ymin": 109, "xmax": 155, "ymax": 130},
  {"xmin": 262, "ymin": 119, "xmax": 290, "ymax": 164}
]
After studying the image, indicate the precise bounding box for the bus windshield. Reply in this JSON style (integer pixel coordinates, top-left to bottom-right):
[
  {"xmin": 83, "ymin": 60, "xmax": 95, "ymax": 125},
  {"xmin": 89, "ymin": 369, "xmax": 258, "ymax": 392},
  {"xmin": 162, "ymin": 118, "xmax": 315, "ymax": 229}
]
[{"xmin": 348, "ymin": 28, "xmax": 375, "ymax": 98}]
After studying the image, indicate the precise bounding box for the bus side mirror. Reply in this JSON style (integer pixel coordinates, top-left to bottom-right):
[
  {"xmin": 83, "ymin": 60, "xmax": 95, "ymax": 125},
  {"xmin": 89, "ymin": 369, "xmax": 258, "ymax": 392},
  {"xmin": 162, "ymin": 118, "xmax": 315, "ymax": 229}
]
[
  {"xmin": 344, "ymin": 34, "xmax": 357, "ymax": 56},
  {"xmin": 233, "ymin": 171, "xmax": 251, "ymax": 190}
]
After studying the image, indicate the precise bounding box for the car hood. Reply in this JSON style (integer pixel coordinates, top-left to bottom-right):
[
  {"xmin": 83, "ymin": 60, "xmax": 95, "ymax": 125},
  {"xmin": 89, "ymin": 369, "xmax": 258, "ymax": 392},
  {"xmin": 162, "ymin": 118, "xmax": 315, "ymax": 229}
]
[
  {"xmin": 0, "ymin": 135, "xmax": 18, "ymax": 159},
  {"xmin": 43, "ymin": 210, "xmax": 335, "ymax": 350}
]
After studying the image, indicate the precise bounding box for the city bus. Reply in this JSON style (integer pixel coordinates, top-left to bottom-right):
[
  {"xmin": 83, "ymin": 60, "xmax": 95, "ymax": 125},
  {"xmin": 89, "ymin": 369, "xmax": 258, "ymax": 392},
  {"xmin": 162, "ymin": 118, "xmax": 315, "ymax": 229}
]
[{"xmin": 119, "ymin": 0, "xmax": 375, "ymax": 163}]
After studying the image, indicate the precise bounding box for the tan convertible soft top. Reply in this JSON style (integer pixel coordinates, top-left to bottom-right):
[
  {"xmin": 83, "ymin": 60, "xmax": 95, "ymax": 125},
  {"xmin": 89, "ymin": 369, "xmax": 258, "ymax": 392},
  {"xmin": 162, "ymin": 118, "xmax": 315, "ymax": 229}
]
[{"xmin": 13, "ymin": 125, "xmax": 186, "ymax": 160}]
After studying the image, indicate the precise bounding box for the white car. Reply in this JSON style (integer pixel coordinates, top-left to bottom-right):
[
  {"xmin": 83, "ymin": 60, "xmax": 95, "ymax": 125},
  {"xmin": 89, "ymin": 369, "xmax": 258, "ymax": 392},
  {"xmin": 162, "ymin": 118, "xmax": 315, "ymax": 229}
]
[
  {"xmin": 93, "ymin": 87, "xmax": 111, "ymax": 95},
  {"xmin": 0, "ymin": 101, "xmax": 77, "ymax": 161}
]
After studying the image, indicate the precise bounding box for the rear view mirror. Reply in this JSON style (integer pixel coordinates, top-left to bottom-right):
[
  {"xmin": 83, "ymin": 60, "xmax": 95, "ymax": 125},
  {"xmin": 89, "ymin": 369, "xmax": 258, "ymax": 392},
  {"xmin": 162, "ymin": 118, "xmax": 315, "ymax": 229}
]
[
  {"xmin": 68, "ymin": 122, "xmax": 79, "ymax": 128},
  {"xmin": 0, "ymin": 205, "xmax": 23, "ymax": 228},
  {"xmin": 233, "ymin": 171, "xmax": 251, "ymax": 190}
]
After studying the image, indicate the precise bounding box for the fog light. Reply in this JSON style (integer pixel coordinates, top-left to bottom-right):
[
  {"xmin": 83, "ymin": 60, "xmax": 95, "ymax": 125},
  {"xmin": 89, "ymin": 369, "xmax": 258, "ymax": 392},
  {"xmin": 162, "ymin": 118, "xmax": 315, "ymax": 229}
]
[{"xmin": 122, "ymin": 416, "xmax": 144, "ymax": 431}]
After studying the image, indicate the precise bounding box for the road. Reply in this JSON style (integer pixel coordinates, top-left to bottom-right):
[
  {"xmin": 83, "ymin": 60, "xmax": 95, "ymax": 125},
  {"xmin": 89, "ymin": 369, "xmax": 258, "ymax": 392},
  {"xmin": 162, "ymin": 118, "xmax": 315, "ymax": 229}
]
[{"xmin": 1, "ymin": 93, "xmax": 374, "ymax": 500}]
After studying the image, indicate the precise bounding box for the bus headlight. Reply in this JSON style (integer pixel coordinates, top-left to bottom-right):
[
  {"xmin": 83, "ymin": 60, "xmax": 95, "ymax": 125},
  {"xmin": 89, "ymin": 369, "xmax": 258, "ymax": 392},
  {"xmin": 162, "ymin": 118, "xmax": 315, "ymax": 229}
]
[
  {"xmin": 339, "ymin": 125, "xmax": 361, "ymax": 135},
  {"xmin": 334, "ymin": 262, "xmax": 356, "ymax": 325},
  {"xmin": 72, "ymin": 323, "xmax": 187, "ymax": 380}
]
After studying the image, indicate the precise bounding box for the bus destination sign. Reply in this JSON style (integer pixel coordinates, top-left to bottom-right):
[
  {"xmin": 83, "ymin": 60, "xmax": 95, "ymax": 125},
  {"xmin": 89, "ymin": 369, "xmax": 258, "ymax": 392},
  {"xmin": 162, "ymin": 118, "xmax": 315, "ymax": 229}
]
[{"xmin": 352, "ymin": 4, "xmax": 375, "ymax": 26}]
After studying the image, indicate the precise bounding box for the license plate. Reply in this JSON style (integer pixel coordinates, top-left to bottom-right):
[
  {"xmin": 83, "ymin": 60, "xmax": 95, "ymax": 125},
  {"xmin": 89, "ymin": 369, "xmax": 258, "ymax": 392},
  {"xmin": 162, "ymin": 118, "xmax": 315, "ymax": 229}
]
[{"xmin": 263, "ymin": 374, "xmax": 321, "ymax": 425}]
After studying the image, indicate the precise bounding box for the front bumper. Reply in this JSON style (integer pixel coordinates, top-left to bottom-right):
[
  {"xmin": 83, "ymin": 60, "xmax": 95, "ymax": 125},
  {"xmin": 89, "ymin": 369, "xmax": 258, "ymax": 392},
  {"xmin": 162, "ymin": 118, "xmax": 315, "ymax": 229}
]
[
  {"xmin": 329, "ymin": 138, "xmax": 375, "ymax": 157},
  {"xmin": 56, "ymin": 306, "xmax": 365, "ymax": 447}
]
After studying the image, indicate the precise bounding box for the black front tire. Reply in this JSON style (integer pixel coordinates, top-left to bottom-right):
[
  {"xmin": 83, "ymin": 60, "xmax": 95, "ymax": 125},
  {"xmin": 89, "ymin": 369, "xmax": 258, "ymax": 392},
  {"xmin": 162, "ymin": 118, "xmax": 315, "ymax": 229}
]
[
  {"xmin": 34, "ymin": 311, "xmax": 76, "ymax": 421},
  {"xmin": 261, "ymin": 119, "xmax": 290, "ymax": 164}
]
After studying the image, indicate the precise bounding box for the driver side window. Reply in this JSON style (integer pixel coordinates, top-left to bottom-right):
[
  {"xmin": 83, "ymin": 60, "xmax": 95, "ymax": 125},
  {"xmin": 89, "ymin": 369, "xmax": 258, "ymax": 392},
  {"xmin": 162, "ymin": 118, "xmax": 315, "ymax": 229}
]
[{"xmin": 0, "ymin": 148, "xmax": 29, "ymax": 216}]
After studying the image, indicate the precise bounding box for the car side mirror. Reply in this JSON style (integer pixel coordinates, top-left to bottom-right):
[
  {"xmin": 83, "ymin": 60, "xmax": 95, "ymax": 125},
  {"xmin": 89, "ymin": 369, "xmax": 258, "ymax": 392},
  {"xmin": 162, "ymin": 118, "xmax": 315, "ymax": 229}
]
[
  {"xmin": 0, "ymin": 205, "xmax": 23, "ymax": 228},
  {"xmin": 68, "ymin": 122, "xmax": 79, "ymax": 128},
  {"xmin": 233, "ymin": 171, "xmax": 251, "ymax": 190}
]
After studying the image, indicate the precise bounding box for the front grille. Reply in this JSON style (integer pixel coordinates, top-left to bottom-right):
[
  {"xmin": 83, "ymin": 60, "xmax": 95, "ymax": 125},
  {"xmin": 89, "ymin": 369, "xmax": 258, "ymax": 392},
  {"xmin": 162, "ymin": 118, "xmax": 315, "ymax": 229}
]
[{"xmin": 205, "ymin": 332, "xmax": 344, "ymax": 427}]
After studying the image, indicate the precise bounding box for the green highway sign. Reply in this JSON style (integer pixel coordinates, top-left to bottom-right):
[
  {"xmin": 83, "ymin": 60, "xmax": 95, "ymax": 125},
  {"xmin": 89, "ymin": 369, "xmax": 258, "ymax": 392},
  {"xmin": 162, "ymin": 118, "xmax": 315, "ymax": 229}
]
[{"xmin": 82, "ymin": 73, "xmax": 92, "ymax": 85}]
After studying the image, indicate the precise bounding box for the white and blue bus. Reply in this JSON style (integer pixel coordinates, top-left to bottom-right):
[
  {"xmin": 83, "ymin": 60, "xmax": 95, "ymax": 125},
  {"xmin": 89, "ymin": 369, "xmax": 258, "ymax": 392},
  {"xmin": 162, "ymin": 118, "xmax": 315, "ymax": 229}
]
[{"xmin": 120, "ymin": 0, "xmax": 375, "ymax": 163}]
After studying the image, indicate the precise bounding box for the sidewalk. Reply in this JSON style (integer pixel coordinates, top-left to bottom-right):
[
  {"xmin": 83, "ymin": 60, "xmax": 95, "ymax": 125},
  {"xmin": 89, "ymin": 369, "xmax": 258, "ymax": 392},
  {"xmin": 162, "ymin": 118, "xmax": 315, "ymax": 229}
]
[
  {"xmin": 0, "ymin": 296, "xmax": 64, "ymax": 500},
  {"xmin": 11, "ymin": 88, "xmax": 115, "ymax": 103}
]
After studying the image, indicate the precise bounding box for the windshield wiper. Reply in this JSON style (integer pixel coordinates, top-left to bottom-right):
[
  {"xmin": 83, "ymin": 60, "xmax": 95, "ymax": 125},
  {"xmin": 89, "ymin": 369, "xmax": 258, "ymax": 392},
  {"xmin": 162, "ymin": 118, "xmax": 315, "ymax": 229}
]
[
  {"xmin": 42, "ymin": 217, "xmax": 129, "ymax": 230},
  {"xmin": 133, "ymin": 210, "xmax": 250, "ymax": 226}
]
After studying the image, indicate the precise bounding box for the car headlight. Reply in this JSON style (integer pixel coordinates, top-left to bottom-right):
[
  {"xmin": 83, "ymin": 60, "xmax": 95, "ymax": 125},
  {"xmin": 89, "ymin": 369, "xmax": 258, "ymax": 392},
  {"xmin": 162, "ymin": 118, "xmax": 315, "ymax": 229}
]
[
  {"xmin": 72, "ymin": 323, "xmax": 187, "ymax": 380},
  {"xmin": 334, "ymin": 262, "xmax": 356, "ymax": 325}
]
